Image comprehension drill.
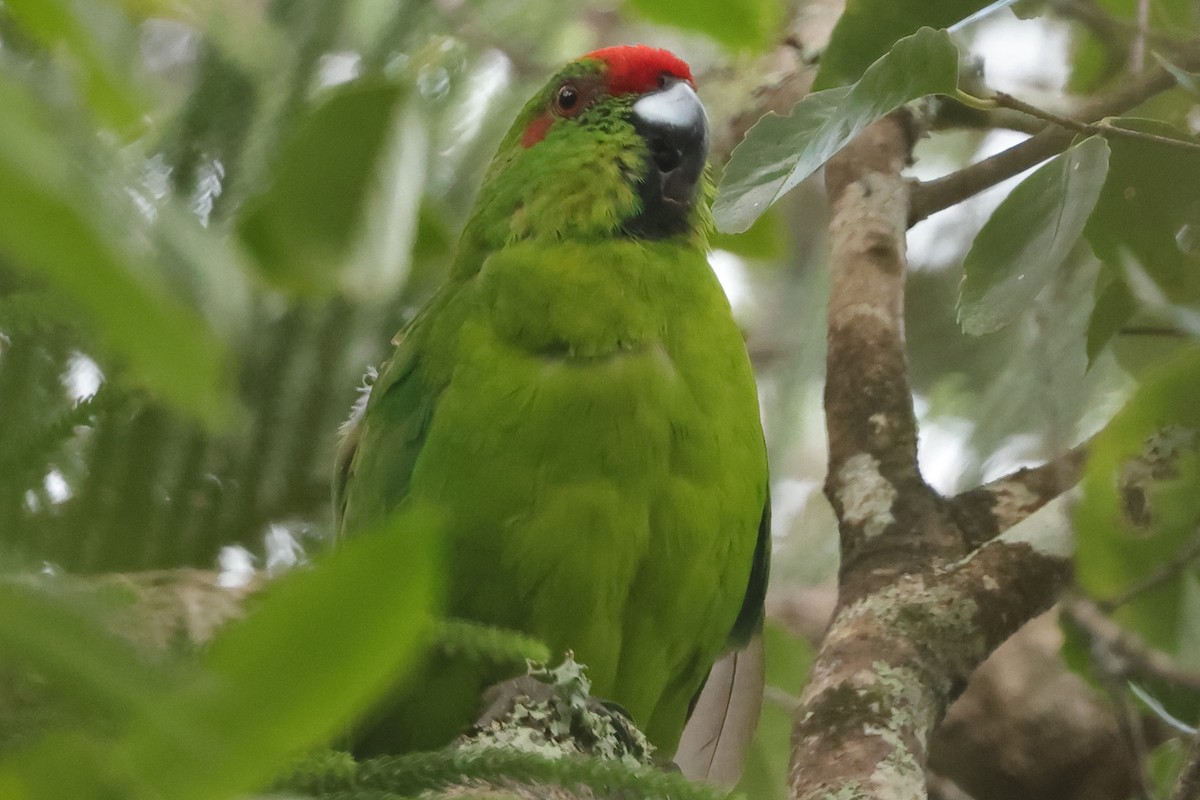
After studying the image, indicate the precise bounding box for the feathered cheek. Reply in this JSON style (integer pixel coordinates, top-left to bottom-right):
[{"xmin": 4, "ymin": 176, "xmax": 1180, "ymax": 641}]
[{"xmin": 521, "ymin": 113, "xmax": 554, "ymax": 148}]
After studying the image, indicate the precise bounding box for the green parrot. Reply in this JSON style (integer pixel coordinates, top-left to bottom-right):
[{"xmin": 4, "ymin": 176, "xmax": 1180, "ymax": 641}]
[{"xmin": 335, "ymin": 45, "xmax": 769, "ymax": 759}]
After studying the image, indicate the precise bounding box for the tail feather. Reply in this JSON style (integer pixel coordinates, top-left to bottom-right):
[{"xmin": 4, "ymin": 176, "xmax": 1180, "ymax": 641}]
[{"xmin": 673, "ymin": 634, "xmax": 766, "ymax": 788}]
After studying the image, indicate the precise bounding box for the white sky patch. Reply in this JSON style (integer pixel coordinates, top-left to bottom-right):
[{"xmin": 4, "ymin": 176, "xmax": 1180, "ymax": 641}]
[
  {"xmin": 140, "ymin": 18, "xmax": 200, "ymax": 74},
  {"xmin": 264, "ymin": 523, "xmax": 307, "ymax": 576},
  {"xmin": 316, "ymin": 51, "xmax": 363, "ymax": 89},
  {"xmin": 708, "ymin": 249, "xmax": 753, "ymax": 316},
  {"xmin": 908, "ymin": 129, "xmax": 1036, "ymax": 270},
  {"xmin": 914, "ymin": 397, "xmax": 974, "ymax": 494},
  {"xmin": 968, "ymin": 12, "xmax": 1071, "ymax": 94},
  {"xmin": 43, "ymin": 470, "xmax": 72, "ymax": 504},
  {"xmin": 62, "ymin": 352, "xmax": 103, "ymax": 402},
  {"xmin": 217, "ymin": 545, "xmax": 257, "ymax": 588},
  {"xmin": 981, "ymin": 433, "xmax": 1043, "ymax": 482},
  {"xmin": 771, "ymin": 478, "xmax": 820, "ymax": 540},
  {"xmin": 191, "ymin": 156, "xmax": 225, "ymax": 228},
  {"xmin": 442, "ymin": 49, "xmax": 513, "ymax": 161}
]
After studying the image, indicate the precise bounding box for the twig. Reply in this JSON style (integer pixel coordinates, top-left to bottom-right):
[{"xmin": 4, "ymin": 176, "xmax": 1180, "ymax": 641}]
[
  {"xmin": 988, "ymin": 91, "xmax": 1200, "ymax": 154},
  {"xmin": 1098, "ymin": 528, "xmax": 1200, "ymax": 612},
  {"xmin": 910, "ymin": 39, "xmax": 1200, "ymax": 226},
  {"xmin": 1132, "ymin": 0, "xmax": 1150, "ymax": 73},
  {"xmin": 1066, "ymin": 597, "xmax": 1200, "ymax": 693},
  {"xmin": 952, "ymin": 443, "xmax": 1089, "ymax": 547}
]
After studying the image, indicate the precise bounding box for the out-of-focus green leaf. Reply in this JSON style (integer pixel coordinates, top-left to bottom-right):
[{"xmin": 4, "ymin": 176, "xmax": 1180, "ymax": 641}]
[
  {"xmin": 0, "ymin": 76, "xmax": 233, "ymax": 427},
  {"xmin": 714, "ymin": 28, "xmax": 959, "ymax": 234},
  {"xmin": 958, "ymin": 136, "xmax": 1109, "ymax": 335},
  {"xmin": 1087, "ymin": 272, "xmax": 1136, "ymax": 364},
  {"xmin": 1076, "ymin": 346, "xmax": 1200, "ymax": 662},
  {"xmin": 735, "ymin": 622, "xmax": 813, "ymax": 800},
  {"xmin": 0, "ymin": 504, "xmax": 441, "ymax": 800},
  {"xmin": 1083, "ymin": 119, "xmax": 1200, "ymax": 357},
  {"xmin": 1069, "ymin": 0, "xmax": 1198, "ymax": 92},
  {"xmin": 0, "ymin": 580, "xmax": 180, "ymax": 728},
  {"xmin": 625, "ymin": 0, "xmax": 780, "ymax": 51},
  {"xmin": 237, "ymin": 79, "xmax": 407, "ymax": 295},
  {"xmin": 2, "ymin": 0, "xmax": 142, "ymax": 132},
  {"xmin": 813, "ymin": 0, "xmax": 990, "ymax": 90},
  {"xmin": 1147, "ymin": 738, "xmax": 1189, "ymax": 800},
  {"xmin": 709, "ymin": 208, "xmax": 787, "ymax": 261}
]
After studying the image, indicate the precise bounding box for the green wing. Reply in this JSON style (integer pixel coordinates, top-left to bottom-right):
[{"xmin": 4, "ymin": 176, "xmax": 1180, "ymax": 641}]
[
  {"xmin": 334, "ymin": 302, "xmax": 446, "ymax": 540},
  {"xmin": 728, "ymin": 495, "xmax": 771, "ymax": 647}
]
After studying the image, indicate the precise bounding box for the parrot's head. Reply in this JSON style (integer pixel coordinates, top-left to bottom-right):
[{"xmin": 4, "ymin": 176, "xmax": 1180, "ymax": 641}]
[{"xmin": 462, "ymin": 45, "xmax": 712, "ymax": 255}]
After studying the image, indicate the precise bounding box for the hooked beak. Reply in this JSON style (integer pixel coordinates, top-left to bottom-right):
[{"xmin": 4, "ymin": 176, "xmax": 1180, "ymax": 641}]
[{"xmin": 626, "ymin": 79, "xmax": 709, "ymax": 239}]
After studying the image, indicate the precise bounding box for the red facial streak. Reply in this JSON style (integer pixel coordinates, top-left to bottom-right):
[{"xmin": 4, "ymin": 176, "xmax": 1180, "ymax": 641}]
[
  {"xmin": 521, "ymin": 112, "xmax": 554, "ymax": 148},
  {"xmin": 583, "ymin": 45, "xmax": 693, "ymax": 96}
]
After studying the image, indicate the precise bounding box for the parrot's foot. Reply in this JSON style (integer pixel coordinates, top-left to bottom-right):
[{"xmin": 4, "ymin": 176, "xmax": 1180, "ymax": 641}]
[{"xmin": 455, "ymin": 654, "xmax": 655, "ymax": 768}]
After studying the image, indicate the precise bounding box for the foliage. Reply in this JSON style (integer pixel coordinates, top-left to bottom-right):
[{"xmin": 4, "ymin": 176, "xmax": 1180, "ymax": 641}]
[{"xmin": 1, "ymin": 0, "xmax": 1200, "ymax": 797}]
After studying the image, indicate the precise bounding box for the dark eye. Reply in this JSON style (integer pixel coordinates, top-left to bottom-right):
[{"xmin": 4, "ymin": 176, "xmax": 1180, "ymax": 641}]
[
  {"xmin": 657, "ymin": 72, "xmax": 670, "ymax": 89},
  {"xmin": 554, "ymin": 84, "xmax": 581, "ymax": 116}
]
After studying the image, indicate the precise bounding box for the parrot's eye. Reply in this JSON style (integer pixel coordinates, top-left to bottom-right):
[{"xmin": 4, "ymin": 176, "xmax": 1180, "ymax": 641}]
[
  {"xmin": 554, "ymin": 84, "xmax": 581, "ymax": 117},
  {"xmin": 657, "ymin": 73, "xmax": 669, "ymax": 89}
]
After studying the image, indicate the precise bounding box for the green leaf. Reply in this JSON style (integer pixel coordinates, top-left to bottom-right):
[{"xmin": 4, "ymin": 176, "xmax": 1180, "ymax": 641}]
[
  {"xmin": 0, "ymin": 75, "xmax": 233, "ymax": 427},
  {"xmin": 2, "ymin": 0, "xmax": 142, "ymax": 132},
  {"xmin": 1147, "ymin": 738, "xmax": 1189, "ymax": 799},
  {"xmin": 1083, "ymin": 119, "xmax": 1200, "ymax": 357},
  {"xmin": 0, "ymin": 504, "xmax": 441, "ymax": 800},
  {"xmin": 1087, "ymin": 272, "xmax": 1135, "ymax": 364},
  {"xmin": 709, "ymin": 208, "xmax": 787, "ymax": 260},
  {"xmin": 0, "ymin": 579, "xmax": 181, "ymax": 727},
  {"xmin": 1076, "ymin": 346, "xmax": 1200, "ymax": 665},
  {"xmin": 958, "ymin": 136, "xmax": 1110, "ymax": 336},
  {"xmin": 714, "ymin": 27, "xmax": 959, "ymax": 234},
  {"xmin": 237, "ymin": 79, "xmax": 407, "ymax": 295},
  {"xmin": 624, "ymin": 0, "xmax": 780, "ymax": 51},
  {"xmin": 813, "ymin": 0, "xmax": 990, "ymax": 90}
]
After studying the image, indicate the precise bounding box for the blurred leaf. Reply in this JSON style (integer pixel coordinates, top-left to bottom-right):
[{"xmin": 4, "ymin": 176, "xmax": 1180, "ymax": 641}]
[
  {"xmin": 714, "ymin": 27, "xmax": 958, "ymax": 234},
  {"xmin": 2, "ymin": 0, "xmax": 143, "ymax": 132},
  {"xmin": 1083, "ymin": 119, "xmax": 1200, "ymax": 357},
  {"xmin": 0, "ymin": 75, "xmax": 233, "ymax": 427},
  {"xmin": 0, "ymin": 504, "xmax": 442, "ymax": 800},
  {"xmin": 958, "ymin": 136, "xmax": 1109, "ymax": 335},
  {"xmin": 237, "ymin": 79, "xmax": 407, "ymax": 295},
  {"xmin": 1068, "ymin": 0, "xmax": 1198, "ymax": 92},
  {"xmin": 1087, "ymin": 272, "xmax": 1136, "ymax": 363},
  {"xmin": 1147, "ymin": 737, "xmax": 1189, "ymax": 799},
  {"xmin": 1076, "ymin": 347, "xmax": 1200, "ymax": 664},
  {"xmin": 0, "ymin": 579, "xmax": 179, "ymax": 726},
  {"xmin": 625, "ymin": 0, "xmax": 780, "ymax": 51},
  {"xmin": 813, "ymin": 0, "xmax": 990, "ymax": 90},
  {"xmin": 709, "ymin": 208, "xmax": 787, "ymax": 260},
  {"xmin": 735, "ymin": 621, "xmax": 813, "ymax": 800}
]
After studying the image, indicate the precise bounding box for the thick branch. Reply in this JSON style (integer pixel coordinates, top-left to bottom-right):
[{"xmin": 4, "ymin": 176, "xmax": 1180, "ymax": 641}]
[
  {"xmin": 952, "ymin": 443, "xmax": 1089, "ymax": 548},
  {"xmin": 822, "ymin": 113, "xmax": 956, "ymax": 588},
  {"xmin": 788, "ymin": 501, "xmax": 1072, "ymax": 800},
  {"xmin": 797, "ymin": 111, "xmax": 1081, "ymax": 800},
  {"xmin": 910, "ymin": 40, "xmax": 1200, "ymax": 226}
]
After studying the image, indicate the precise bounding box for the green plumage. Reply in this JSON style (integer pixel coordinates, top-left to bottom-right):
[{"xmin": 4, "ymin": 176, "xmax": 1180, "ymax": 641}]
[{"xmin": 336, "ymin": 50, "xmax": 768, "ymax": 756}]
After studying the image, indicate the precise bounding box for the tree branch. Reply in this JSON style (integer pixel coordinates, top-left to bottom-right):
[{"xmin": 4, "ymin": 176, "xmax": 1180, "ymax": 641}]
[
  {"xmin": 909, "ymin": 39, "xmax": 1200, "ymax": 226},
  {"xmin": 792, "ymin": 112, "xmax": 1080, "ymax": 800},
  {"xmin": 952, "ymin": 443, "xmax": 1089, "ymax": 548}
]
